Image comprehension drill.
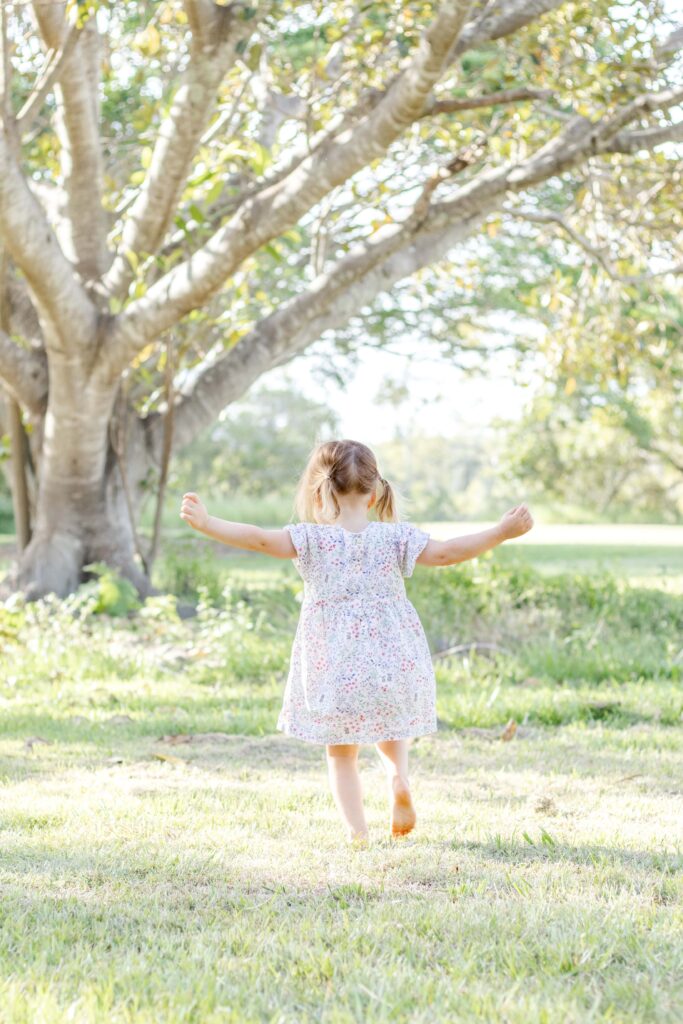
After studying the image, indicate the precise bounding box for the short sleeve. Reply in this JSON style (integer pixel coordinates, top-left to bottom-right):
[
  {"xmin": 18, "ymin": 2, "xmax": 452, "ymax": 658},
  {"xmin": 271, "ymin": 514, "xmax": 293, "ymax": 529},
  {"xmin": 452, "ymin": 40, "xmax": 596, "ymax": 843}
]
[
  {"xmin": 396, "ymin": 522, "xmax": 430, "ymax": 578},
  {"xmin": 285, "ymin": 522, "xmax": 311, "ymax": 578}
]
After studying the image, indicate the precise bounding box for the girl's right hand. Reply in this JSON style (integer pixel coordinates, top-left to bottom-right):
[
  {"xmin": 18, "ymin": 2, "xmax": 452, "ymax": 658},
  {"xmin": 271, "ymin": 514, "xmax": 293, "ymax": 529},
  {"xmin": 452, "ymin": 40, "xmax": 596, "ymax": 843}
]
[
  {"xmin": 180, "ymin": 492, "xmax": 209, "ymax": 531},
  {"xmin": 498, "ymin": 502, "xmax": 534, "ymax": 540}
]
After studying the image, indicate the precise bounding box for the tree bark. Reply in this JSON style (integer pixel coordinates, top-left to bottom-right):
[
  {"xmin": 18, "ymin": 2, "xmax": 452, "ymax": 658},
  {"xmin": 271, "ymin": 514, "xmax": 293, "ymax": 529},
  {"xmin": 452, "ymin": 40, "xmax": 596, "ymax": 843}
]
[
  {"xmin": 0, "ymin": 358, "xmax": 151, "ymax": 600},
  {"xmin": 32, "ymin": 3, "xmax": 107, "ymax": 279},
  {"xmin": 7, "ymin": 397, "xmax": 31, "ymax": 550}
]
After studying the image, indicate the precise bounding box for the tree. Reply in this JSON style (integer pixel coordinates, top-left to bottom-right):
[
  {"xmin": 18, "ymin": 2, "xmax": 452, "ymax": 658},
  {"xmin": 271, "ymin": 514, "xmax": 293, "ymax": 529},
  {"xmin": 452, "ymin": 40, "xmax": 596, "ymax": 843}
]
[
  {"xmin": 499, "ymin": 284, "xmax": 683, "ymax": 520},
  {"xmin": 0, "ymin": 0, "xmax": 681, "ymax": 597}
]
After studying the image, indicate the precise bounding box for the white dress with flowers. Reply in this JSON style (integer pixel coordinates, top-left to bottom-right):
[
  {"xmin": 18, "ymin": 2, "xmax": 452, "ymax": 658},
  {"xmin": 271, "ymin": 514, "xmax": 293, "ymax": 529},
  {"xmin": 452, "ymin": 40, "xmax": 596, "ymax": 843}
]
[{"xmin": 277, "ymin": 520, "xmax": 437, "ymax": 745}]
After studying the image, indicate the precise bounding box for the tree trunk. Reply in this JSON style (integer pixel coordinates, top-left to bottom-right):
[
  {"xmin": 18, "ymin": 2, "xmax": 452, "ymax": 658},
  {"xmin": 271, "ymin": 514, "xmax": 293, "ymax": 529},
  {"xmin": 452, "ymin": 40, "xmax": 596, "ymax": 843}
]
[
  {"xmin": 7, "ymin": 396, "xmax": 31, "ymax": 549},
  {"xmin": 0, "ymin": 364, "xmax": 153, "ymax": 601}
]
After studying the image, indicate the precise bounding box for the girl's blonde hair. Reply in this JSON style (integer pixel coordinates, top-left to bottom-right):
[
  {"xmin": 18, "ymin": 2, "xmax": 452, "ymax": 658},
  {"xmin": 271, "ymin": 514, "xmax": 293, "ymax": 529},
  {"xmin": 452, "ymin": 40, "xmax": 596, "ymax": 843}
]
[{"xmin": 294, "ymin": 439, "xmax": 399, "ymax": 524}]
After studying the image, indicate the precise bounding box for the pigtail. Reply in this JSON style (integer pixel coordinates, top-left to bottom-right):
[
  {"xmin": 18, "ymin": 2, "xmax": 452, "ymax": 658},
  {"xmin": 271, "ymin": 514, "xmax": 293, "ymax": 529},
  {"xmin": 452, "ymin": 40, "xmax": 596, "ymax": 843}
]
[
  {"xmin": 375, "ymin": 476, "xmax": 399, "ymax": 523},
  {"xmin": 312, "ymin": 472, "xmax": 340, "ymax": 524},
  {"xmin": 294, "ymin": 448, "xmax": 341, "ymax": 524}
]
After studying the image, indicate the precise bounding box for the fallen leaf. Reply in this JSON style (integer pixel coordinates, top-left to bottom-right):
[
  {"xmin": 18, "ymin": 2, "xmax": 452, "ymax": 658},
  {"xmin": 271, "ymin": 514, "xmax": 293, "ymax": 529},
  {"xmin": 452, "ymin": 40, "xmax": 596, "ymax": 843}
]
[
  {"xmin": 500, "ymin": 719, "xmax": 517, "ymax": 742},
  {"xmin": 535, "ymin": 796, "xmax": 558, "ymax": 815},
  {"xmin": 153, "ymin": 753, "xmax": 185, "ymax": 766}
]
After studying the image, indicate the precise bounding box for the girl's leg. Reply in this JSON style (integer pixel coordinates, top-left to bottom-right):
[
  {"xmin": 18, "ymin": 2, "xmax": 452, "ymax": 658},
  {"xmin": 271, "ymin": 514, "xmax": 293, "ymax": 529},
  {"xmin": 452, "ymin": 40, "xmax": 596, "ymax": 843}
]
[
  {"xmin": 326, "ymin": 743, "xmax": 368, "ymax": 842},
  {"xmin": 375, "ymin": 739, "xmax": 416, "ymax": 836}
]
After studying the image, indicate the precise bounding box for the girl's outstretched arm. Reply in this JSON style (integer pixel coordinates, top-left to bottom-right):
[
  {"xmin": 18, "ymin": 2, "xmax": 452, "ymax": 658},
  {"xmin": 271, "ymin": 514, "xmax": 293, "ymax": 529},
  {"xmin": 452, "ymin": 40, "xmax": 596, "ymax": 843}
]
[
  {"xmin": 179, "ymin": 493, "xmax": 296, "ymax": 559},
  {"xmin": 417, "ymin": 503, "xmax": 534, "ymax": 567}
]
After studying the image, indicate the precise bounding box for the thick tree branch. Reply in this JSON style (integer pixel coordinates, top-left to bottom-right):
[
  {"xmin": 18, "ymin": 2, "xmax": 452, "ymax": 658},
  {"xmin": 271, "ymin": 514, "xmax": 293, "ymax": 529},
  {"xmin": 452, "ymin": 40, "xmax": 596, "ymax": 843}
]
[
  {"xmin": 184, "ymin": 0, "xmax": 228, "ymax": 47},
  {"xmin": 0, "ymin": 0, "xmax": 10, "ymax": 128},
  {"xmin": 0, "ymin": 132, "xmax": 97, "ymax": 345},
  {"xmin": 103, "ymin": 1, "xmax": 263, "ymax": 298},
  {"xmin": 156, "ymin": 83, "xmax": 386, "ymax": 267},
  {"xmin": 151, "ymin": 208, "xmax": 488, "ymax": 455},
  {"xmin": 5, "ymin": 271, "xmax": 43, "ymax": 343},
  {"xmin": 15, "ymin": 21, "xmax": 79, "ymax": 135},
  {"xmin": 450, "ymin": 0, "xmax": 567, "ymax": 58},
  {"xmin": 602, "ymin": 119, "xmax": 683, "ymax": 155},
  {"xmin": 33, "ymin": 3, "xmax": 106, "ymax": 279},
  {"xmin": 592, "ymin": 86, "xmax": 683, "ymax": 142},
  {"xmin": 151, "ymin": 140, "xmax": 565, "ymax": 452},
  {"xmin": 103, "ymin": 0, "xmax": 476, "ymax": 378},
  {"xmin": 202, "ymin": 1, "xmax": 562, "ymax": 235},
  {"xmin": 0, "ymin": 328, "xmax": 48, "ymax": 413}
]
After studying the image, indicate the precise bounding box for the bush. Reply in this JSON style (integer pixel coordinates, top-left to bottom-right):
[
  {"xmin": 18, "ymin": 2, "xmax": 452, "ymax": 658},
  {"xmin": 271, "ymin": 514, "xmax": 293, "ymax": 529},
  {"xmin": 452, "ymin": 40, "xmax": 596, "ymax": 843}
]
[
  {"xmin": 407, "ymin": 555, "xmax": 682, "ymax": 683},
  {"xmin": 153, "ymin": 537, "xmax": 227, "ymax": 604}
]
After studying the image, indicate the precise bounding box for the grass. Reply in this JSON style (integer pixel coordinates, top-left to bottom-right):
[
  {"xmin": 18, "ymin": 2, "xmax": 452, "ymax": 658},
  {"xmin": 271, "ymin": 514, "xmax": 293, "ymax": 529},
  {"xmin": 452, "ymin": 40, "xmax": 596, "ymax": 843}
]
[
  {"xmin": 1, "ymin": 727, "xmax": 682, "ymax": 1022},
  {"xmin": 1, "ymin": 547, "xmax": 682, "ymax": 1022}
]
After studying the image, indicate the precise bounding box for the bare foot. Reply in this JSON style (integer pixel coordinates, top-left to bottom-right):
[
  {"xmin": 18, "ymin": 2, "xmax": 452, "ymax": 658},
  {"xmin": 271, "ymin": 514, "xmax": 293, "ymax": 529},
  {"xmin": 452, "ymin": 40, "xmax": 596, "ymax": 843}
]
[
  {"xmin": 390, "ymin": 776, "xmax": 416, "ymax": 837},
  {"xmin": 348, "ymin": 830, "xmax": 370, "ymax": 848}
]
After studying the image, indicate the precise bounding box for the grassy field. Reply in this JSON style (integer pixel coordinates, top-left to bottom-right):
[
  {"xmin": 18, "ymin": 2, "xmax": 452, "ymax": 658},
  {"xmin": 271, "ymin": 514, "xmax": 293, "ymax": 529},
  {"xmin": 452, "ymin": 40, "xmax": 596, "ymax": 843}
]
[
  {"xmin": 1, "ymin": 536, "xmax": 682, "ymax": 1022},
  {"xmin": 1, "ymin": 725, "xmax": 682, "ymax": 1022}
]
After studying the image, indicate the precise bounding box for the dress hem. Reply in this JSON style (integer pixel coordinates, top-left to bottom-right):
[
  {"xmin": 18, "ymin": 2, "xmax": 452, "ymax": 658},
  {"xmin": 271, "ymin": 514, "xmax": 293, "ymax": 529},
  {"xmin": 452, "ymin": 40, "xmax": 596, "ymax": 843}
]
[{"xmin": 276, "ymin": 722, "xmax": 438, "ymax": 746}]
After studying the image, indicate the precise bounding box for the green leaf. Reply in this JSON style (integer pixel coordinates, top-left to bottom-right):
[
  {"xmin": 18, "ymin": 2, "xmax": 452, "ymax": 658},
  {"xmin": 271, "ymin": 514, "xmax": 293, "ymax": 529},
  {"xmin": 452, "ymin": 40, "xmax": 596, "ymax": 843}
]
[
  {"xmin": 82, "ymin": 563, "xmax": 141, "ymax": 617},
  {"xmin": 124, "ymin": 249, "xmax": 139, "ymax": 272}
]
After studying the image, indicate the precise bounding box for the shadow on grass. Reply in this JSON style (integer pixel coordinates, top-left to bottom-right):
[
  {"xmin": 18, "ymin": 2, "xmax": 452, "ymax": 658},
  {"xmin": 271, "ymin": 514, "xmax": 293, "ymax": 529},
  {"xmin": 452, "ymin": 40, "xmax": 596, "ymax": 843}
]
[
  {"xmin": 456, "ymin": 837, "xmax": 683, "ymax": 874},
  {"xmin": 2, "ymin": 716, "xmax": 682, "ymax": 794},
  {"xmin": 413, "ymin": 729, "xmax": 683, "ymax": 788},
  {"xmin": 2, "ymin": 832, "xmax": 679, "ymax": 921}
]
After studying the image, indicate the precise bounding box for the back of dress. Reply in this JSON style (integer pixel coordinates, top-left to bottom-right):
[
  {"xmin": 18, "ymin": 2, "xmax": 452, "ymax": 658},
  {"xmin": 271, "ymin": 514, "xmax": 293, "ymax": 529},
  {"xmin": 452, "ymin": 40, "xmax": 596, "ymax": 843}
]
[
  {"xmin": 277, "ymin": 520, "xmax": 438, "ymax": 746},
  {"xmin": 285, "ymin": 520, "xmax": 430, "ymax": 601}
]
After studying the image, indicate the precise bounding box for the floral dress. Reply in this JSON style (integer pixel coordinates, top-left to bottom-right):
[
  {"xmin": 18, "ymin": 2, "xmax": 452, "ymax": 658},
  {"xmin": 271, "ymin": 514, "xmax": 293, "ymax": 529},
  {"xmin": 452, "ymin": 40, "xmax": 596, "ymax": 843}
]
[{"xmin": 276, "ymin": 520, "xmax": 437, "ymax": 745}]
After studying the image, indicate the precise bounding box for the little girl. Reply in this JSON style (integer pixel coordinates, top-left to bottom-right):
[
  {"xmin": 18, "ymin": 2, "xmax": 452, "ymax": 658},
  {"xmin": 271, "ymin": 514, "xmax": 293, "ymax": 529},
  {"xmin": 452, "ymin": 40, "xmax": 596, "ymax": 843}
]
[{"xmin": 180, "ymin": 438, "xmax": 533, "ymax": 844}]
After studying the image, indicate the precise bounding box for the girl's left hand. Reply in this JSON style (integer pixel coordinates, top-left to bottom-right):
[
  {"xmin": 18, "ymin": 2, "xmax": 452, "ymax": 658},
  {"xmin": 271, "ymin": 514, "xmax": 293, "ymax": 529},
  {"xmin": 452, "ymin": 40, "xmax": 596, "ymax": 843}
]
[
  {"xmin": 180, "ymin": 492, "xmax": 209, "ymax": 531},
  {"xmin": 498, "ymin": 502, "xmax": 534, "ymax": 540}
]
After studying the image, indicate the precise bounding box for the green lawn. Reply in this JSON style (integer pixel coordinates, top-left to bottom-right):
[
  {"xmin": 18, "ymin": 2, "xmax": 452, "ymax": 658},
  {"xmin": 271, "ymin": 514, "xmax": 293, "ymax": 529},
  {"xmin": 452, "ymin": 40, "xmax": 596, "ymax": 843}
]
[
  {"xmin": 1, "ymin": 722, "xmax": 682, "ymax": 1022},
  {"xmin": 1, "ymin": 539, "xmax": 682, "ymax": 1022}
]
